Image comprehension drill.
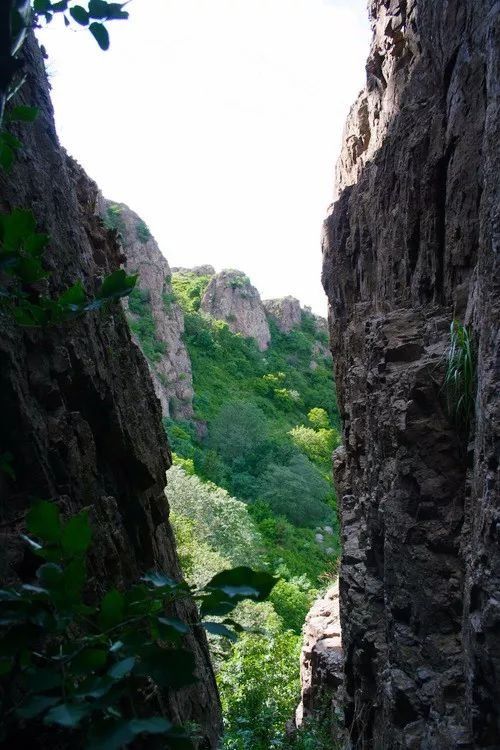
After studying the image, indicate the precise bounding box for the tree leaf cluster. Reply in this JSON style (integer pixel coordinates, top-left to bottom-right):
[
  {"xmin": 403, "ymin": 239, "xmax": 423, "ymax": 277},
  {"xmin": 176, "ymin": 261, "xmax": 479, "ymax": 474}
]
[
  {"xmin": 0, "ymin": 500, "xmax": 277, "ymax": 747},
  {"xmin": 0, "ymin": 208, "xmax": 137, "ymax": 325}
]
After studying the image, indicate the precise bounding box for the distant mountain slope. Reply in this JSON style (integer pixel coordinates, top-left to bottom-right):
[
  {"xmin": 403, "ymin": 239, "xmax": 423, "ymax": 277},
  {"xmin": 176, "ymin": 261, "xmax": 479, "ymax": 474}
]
[{"xmin": 98, "ymin": 199, "xmax": 194, "ymax": 419}]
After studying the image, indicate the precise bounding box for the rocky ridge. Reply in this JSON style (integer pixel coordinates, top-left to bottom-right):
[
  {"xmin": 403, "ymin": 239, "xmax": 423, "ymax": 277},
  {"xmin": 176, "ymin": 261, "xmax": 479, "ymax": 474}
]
[
  {"xmin": 264, "ymin": 296, "xmax": 302, "ymax": 333},
  {"xmin": 320, "ymin": 0, "xmax": 499, "ymax": 747},
  {"xmin": 99, "ymin": 199, "xmax": 194, "ymax": 419},
  {"xmin": 200, "ymin": 269, "xmax": 271, "ymax": 351}
]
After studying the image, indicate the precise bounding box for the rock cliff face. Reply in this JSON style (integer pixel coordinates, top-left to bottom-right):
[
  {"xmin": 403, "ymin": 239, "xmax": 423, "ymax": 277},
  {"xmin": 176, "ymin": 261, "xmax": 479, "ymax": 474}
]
[
  {"xmin": 0, "ymin": 36, "xmax": 221, "ymax": 746},
  {"xmin": 201, "ymin": 269, "xmax": 271, "ymax": 351},
  {"xmin": 321, "ymin": 1, "xmax": 499, "ymax": 747},
  {"xmin": 295, "ymin": 583, "xmax": 343, "ymax": 729},
  {"xmin": 264, "ymin": 296, "xmax": 302, "ymax": 333},
  {"xmin": 99, "ymin": 199, "xmax": 194, "ymax": 419}
]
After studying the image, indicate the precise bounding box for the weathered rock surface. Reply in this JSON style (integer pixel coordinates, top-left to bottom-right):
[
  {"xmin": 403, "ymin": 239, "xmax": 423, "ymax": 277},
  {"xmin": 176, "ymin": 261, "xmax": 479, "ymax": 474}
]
[
  {"xmin": 264, "ymin": 296, "xmax": 302, "ymax": 333},
  {"xmin": 322, "ymin": 1, "xmax": 499, "ymax": 748},
  {"xmin": 296, "ymin": 582, "xmax": 343, "ymax": 731},
  {"xmin": 99, "ymin": 199, "xmax": 194, "ymax": 419},
  {"xmin": 201, "ymin": 269, "xmax": 271, "ymax": 351},
  {"xmin": 0, "ymin": 35, "xmax": 221, "ymax": 747}
]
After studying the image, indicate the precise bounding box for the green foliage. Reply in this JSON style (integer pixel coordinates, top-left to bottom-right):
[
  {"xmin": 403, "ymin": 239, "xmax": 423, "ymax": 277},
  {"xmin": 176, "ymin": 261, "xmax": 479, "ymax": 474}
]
[
  {"xmin": 103, "ymin": 203, "xmax": 125, "ymax": 235},
  {"xmin": 167, "ymin": 466, "xmax": 263, "ymax": 572},
  {"xmin": 33, "ymin": 1, "xmax": 129, "ymax": 51},
  {"xmin": 269, "ymin": 578, "xmax": 314, "ymax": 634},
  {"xmin": 127, "ymin": 287, "xmax": 166, "ymax": 363},
  {"xmin": 218, "ymin": 625, "xmax": 302, "ymax": 750},
  {"xmin": 135, "ymin": 219, "xmax": 151, "ymax": 243},
  {"xmin": 0, "ymin": 501, "xmax": 276, "ymax": 747},
  {"xmin": 0, "ymin": 208, "xmax": 137, "ymax": 325},
  {"xmin": 444, "ymin": 320, "xmax": 475, "ymax": 428},
  {"xmin": 257, "ymin": 454, "xmax": 332, "ymax": 526},
  {"xmin": 171, "ymin": 272, "xmax": 212, "ymax": 313},
  {"xmin": 289, "ymin": 410, "xmax": 340, "ymax": 474}
]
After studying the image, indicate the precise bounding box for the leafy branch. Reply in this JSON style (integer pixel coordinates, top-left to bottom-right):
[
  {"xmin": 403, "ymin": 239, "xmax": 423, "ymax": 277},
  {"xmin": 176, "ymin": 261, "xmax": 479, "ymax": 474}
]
[{"xmin": 0, "ymin": 500, "xmax": 277, "ymax": 748}]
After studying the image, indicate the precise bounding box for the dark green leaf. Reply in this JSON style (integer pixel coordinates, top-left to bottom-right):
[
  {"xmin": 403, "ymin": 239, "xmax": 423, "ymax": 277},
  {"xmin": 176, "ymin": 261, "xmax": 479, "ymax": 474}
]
[
  {"xmin": 57, "ymin": 281, "xmax": 86, "ymax": 310},
  {"xmin": 202, "ymin": 621, "xmax": 237, "ymax": 641},
  {"xmin": 76, "ymin": 675, "xmax": 115, "ymax": 700},
  {"xmin": 89, "ymin": 22, "xmax": 110, "ymax": 50},
  {"xmin": 0, "ymin": 451, "xmax": 15, "ymax": 480},
  {"xmin": 51, "ymin": 0, "xmax": 68, "ymax": 11},
  {"xmin": 107, "ymin": 656, "xmax": 135, "ymax": 680},
  {"xmin": 44, "ymin": 702, "xmax": 91, "ymax": 728},
  {"xmin": 99, "ymin": 588, "xmax": 125, "ymax": 630},
  {"xmin": 26, "ymin": 500, "xmax": 61, "ymax": 543},
  {"xmin": 0, "ymin": 657, "xmax": 12, "ymax": 675},
  {"xmin": 136, "ymin": 647, "xmax": 196, "ymax": 689},
  {"xmin": 88, "ymin": 0, "xmax": 108, "ymax": 18},
  {"xmin": 24, "ymin": 232, "xmax": 49, "ymax": 256},
  {"xmin": 15, "ymin": 255, "xmax": 47, "ymax": 283},
  {"xmin": 0, "ymin": 209, "xmax": 36, "ymax": 251},
  {"xmin": 157, "ymin": 616, "xmax": 189, "ymax": 635},
  {"xmin": 142, "ymin": 571, "xmax": 177, "ymax": 589},
  {"xmin": 70, "ymin": 5, "xmax": 89, "ymax": 25},
  {"xmin": 86, "ymin": 719, "xmax": 134, "ymax": 750},
  {"xmin": 1, "ymin": 132, "xmax": 22, "ymax": 149},
  {"xmin": 71, "ymin": 648, "xmax": 107, "ymax": 674},
  {"xmin": 33, "ymin": 0, "xmax": 51, "ymax": 12},
  {"xmin": 97, "ymin": 269, "xmax": 137, "ymax": 300},
  {"xmin": 130, "ymin": 717, "xmax": 173, "ymax": 735},
  {"xmin": 25, "ymin": 666, "xmax": 62, "ymax": 692},
  {"xmin": 16, "ymin": 695, "xmax": 59, "ymax": 719},
  {"xmin": 103, "ymin": 3, "xmax": 128, "ymax": 20},
  {"xmin": 61, "ymin": 511, "xmax": 91, "ymax": 555},
  {"xmin": 205, "ymin": 567, "xmax": 277, "ymax": 600},
  {"xmin": 0, "ymin": 141, "xmax": 14, "ymax": 171},
  {"xmin": 8, "ymin": 105, "xmax": 39, "ymax": 123}
]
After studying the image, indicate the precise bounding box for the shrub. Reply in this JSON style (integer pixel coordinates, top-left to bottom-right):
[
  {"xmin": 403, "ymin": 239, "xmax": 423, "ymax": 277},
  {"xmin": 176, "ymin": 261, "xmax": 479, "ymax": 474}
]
[
  {"xmin": 257, "ymin": 455, "xmax": 332, "ymax": 526},
  {"xmin": 218, "ymin": 626, "xmax": 302, "ymax": 750},
  {"xmin": 444, "ymin": 319, "xmax": 475, "ymax": 428},
  {"xmin": 135, "ymin": 219, "xmax": 151, "ymax": 243}
]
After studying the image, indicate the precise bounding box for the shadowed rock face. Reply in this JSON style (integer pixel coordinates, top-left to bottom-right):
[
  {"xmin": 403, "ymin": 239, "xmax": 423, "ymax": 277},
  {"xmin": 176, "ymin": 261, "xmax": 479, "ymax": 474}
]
[
  {"xmin": 0, "ymin": 36, "xmax": 221, "ymax": 747},
  {"xmin": 201, "ymin": 269, "xmax": 271, "ymax": 351},
  {"xmin": 322, "ymin": 0, "xmax": 499, "ymax": 747},
  {"xmin": 99, "ymin": 199, "xmax": 194, "ymax": 420},
  {"xmin": 264, "ymin": 296, "xmax": 302, "ymax": 333}
]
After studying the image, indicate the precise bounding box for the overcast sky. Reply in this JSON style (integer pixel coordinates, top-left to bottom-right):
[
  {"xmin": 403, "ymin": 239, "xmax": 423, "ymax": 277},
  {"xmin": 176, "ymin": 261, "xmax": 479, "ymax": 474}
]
[{"xmin": 37, "ymin": 0, "xmax": 369, "ymax": 314}]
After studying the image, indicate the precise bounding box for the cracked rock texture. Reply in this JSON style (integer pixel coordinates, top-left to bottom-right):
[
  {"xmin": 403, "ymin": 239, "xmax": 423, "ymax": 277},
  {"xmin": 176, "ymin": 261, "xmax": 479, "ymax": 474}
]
[
  {"xmin": 296, "ymin": 583, "xmax": 343, "ymax": 731},
  {"xmin": 322, "ymin": 1, "xmax": 499, "ymax": 748},
  {"xmin": 0, "ymin": 36, "xmax": 221, "ymax": 747},
  {"xmin": 99, "ymin": 199, "xmax": 194, "ymax": 419},
  {"xmin": 201, "ymin": 269, "xmax": 271, "ymax": 350},
  {"xmin": 264, "ymin": 296, "xmax": 302, "ymax": 333}
]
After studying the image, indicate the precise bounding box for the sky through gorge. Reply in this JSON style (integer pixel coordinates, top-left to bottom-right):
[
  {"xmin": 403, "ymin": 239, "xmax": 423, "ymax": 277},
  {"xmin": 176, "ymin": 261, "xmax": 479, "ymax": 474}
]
[{"xmin": 38, "ymin": 0, "xmax": 369, "ymax": 314}]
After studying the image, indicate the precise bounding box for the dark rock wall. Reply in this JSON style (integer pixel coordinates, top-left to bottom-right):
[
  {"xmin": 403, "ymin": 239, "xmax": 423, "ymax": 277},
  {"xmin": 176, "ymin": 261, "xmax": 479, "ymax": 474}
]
[
  {"xmin": 322, "ymin": 1, "xmax": 499, "ymax": 748},
  {"xmin": 0, "ymin": 36, "xmax": 221, "ymax": 747}
]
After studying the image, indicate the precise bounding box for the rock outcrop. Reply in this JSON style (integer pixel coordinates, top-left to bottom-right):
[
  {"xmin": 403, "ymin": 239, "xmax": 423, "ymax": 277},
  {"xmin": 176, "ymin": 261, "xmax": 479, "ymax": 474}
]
[
  {"xmin": 99, "ymin": 199, "xmax": 194, "ymax": 419},
  {"xmin": 264, "ymin": 296, "xmax": 302, "ymax": 333},
  {"xmin": 0, "ymin": 35, "xmax": 221, "ymax": 746},
  {"xmin": 296, "ymin": 583, "xmax": 343, "ymax": 731},
  {"xmin": 322, "ymin": 1, "xmax": 499, "ymax": 748},
  {"xmin": 201, "ymin": 269, "xmax": 271, "ymax": 351}
]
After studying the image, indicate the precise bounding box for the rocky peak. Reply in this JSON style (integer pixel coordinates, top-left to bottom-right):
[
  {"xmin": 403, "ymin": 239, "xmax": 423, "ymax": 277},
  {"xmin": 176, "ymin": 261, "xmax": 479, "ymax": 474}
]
[
  {"xmin": 171, "ymin": 264, "xmax": 215, "ymax": 277},
  {"xmin": 200, "ymin": 269, "xmax": 271, "ymax": 351},
  {"xmin": 263, "ymin": 296, "xmax": 302, "ymax": 333},
  {"xmin": 98, "ymin": 200, "xmax": 194, "ymax": 420}
]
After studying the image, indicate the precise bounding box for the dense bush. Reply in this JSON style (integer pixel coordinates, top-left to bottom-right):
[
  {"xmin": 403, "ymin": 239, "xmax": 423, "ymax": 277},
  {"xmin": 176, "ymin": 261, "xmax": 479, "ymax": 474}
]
[
  {"xmin": 257, "ymin": 454, "xmax": 332, "ymax": 526},
  {"xmin": 127, "ymin": 287, "xmax": 166, "ymax": 363}
]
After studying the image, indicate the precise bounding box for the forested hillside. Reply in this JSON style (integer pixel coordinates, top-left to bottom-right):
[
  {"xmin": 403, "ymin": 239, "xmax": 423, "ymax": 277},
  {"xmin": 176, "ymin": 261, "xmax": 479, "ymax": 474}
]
[{"xmin": 124, "ymin": 263, "xmax": 341, "ymax": 748}]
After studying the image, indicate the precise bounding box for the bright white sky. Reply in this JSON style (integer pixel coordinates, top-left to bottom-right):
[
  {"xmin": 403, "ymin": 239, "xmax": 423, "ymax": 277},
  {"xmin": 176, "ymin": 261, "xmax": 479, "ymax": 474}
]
[{"xmin": 37, "ymin": 0, "xmax": 369, "ymax": 315}]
